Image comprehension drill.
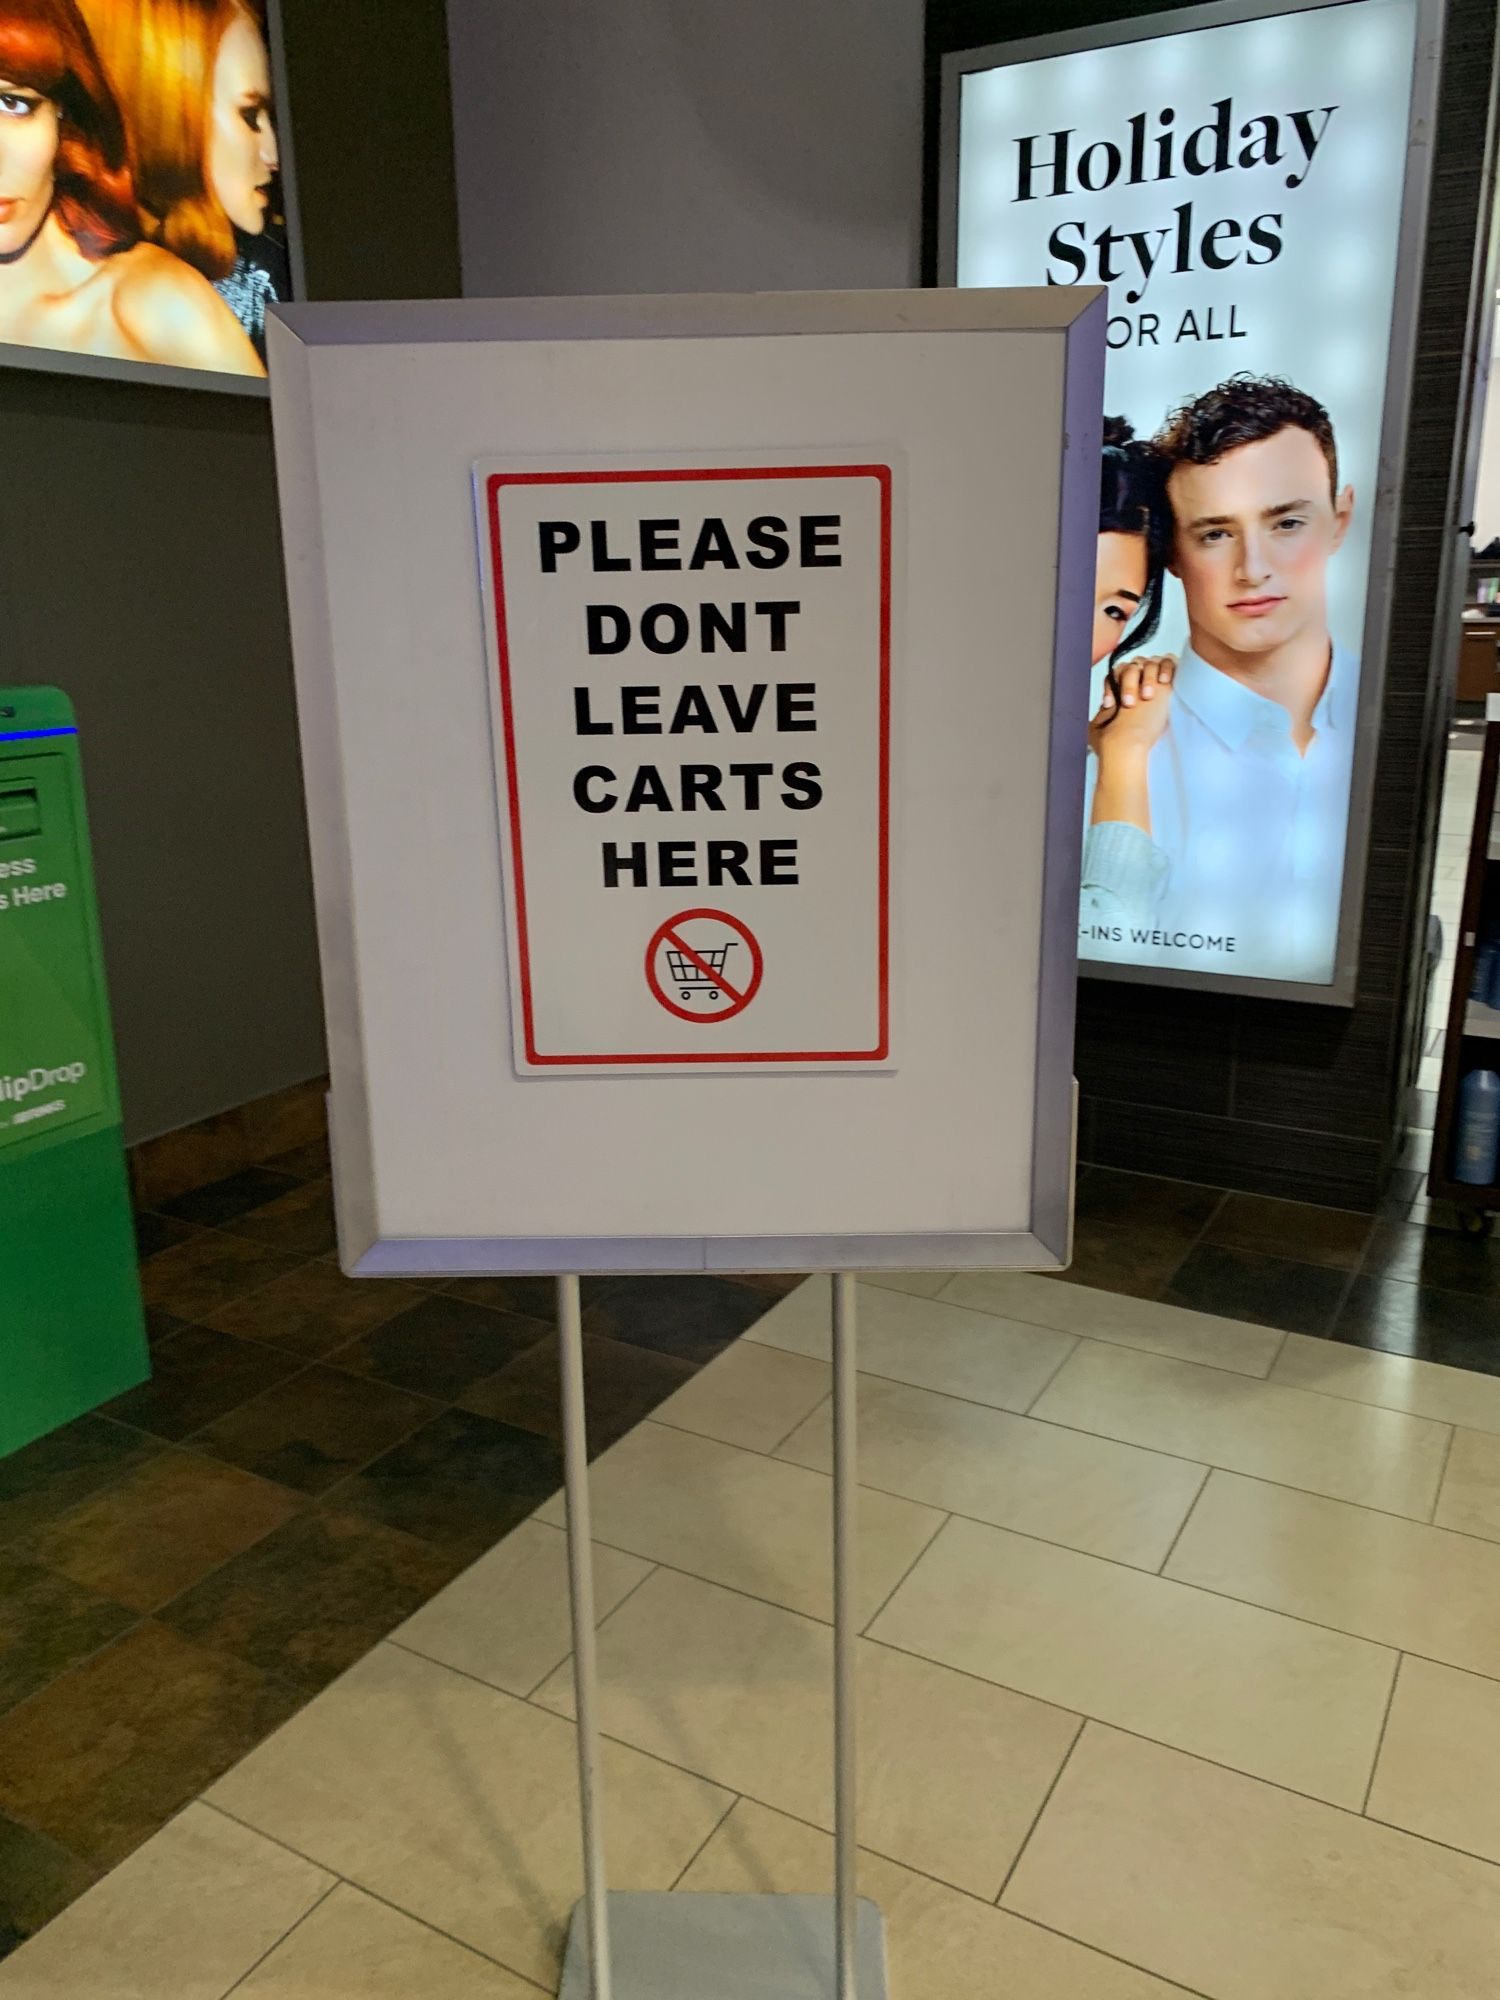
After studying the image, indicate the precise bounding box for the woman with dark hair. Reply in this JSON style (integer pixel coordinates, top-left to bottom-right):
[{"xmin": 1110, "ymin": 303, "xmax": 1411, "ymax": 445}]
[
  {"xmin": 78, "ymin": 0, "xmax": 287, "ymax": 359},
  {"xmin": 0, "ymin": 0, "xmax": 260, "ymax": 370},
  {"xmin": 1082, "ymin": 418, "xmax": 1176, "ymax": 926},
  {"xmin": 1092, "ymin": 415, "xmax": 1167, "ymax": 672}
]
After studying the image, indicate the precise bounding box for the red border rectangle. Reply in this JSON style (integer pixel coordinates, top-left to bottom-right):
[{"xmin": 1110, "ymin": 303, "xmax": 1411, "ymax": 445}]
[{"xmin": 486, "ymin": 464, "xmax": 891, "ymax": 1065}]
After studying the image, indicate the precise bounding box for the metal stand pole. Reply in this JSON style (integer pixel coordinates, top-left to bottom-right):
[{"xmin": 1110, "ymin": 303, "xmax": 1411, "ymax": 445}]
[
  {"xmin": 558, "ymin": 1274, "xmax": 613, "ymax": 2000},
  {"xmin": 832, "ymin": 1272, "xmax": 859, "ymax": 2000},
  {"xmin": 556, "ymin": 1269, "xmax": 886, "ymax": 2000}
]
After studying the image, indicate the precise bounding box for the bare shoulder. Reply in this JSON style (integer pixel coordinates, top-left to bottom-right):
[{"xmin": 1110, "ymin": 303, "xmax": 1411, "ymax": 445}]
[
  {"xmin": 110, "ymin": 242, "xmax": 214, "ymax": 315},
  {"xmin": 110, "ymin": 244, "xmax": 264, "ymax": 376}
]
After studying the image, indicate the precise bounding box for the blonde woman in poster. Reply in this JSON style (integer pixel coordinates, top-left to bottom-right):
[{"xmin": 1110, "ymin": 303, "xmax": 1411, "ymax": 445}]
[
  {"xmin": 77, "ymin": 0, "xmax": 286, "ymax": 362},
  {"xmin": 0, "ymin": 0, "xmax": 260, "ymax": 369}
]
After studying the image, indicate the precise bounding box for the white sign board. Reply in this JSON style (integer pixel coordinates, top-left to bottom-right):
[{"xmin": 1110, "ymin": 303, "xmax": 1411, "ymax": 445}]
[
  {"xmin": 266, "ymin": 291, "xmax": 1102, "ymax": 1276},
  {"xmin": 480, "ymin": 460, "xmax": 891, "ymax": 1073}
]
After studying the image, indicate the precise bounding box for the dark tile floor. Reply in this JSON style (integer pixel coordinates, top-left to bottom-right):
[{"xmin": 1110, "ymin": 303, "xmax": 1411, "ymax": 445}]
[
  {"xmin": 1067, "ymin": 1130, "xmax": 1500, "ymax": 1374},
  {"xmin": 4, "ymin": 1124, "xmax": 1500, "ymax": 1956},
  {"xmin": 0, "ymin": 1139, "xmax": 797, "ymax": 1957}
]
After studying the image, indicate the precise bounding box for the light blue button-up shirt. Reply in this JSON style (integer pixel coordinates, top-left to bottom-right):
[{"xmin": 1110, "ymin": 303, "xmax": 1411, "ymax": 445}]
[{"xmin": 1081, "ymin": 640, "xmax": 1359, "ymax": 982}]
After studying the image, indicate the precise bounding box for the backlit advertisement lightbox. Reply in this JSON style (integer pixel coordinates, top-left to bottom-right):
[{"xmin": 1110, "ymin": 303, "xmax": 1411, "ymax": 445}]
[
  {"xmin": 0, "ymin": 0, "xmax": 296, "ymax": 393},
  {"xmin": 940, "ymin": 0, "xmax": 1439, "ymax": 999}
]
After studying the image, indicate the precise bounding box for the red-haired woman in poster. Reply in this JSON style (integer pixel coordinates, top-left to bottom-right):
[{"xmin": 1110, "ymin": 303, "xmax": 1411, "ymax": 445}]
[
  {"xmin": 0, "ymin": 0, "xmax": 260, "ymax": 370},
  {"xmin": 77, "ymin": 0, "xmax": 286, "ymax": 360}
]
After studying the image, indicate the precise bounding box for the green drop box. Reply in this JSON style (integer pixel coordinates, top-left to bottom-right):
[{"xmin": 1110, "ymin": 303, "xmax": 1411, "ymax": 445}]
[{"xmin": 0, "ymin": 687, "xmax": 148, "ymax": 1457}]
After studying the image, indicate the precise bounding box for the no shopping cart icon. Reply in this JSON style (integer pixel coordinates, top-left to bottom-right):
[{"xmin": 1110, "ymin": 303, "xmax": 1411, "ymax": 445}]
[{"xmin": 645, "ymin": 908, "xmax": 764, "ymax": 1023}]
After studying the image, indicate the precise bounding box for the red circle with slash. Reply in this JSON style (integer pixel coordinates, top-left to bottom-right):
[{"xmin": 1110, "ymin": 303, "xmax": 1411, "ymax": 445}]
[{"xmin": 645, "ymin": 908, "xmax": 764, "ymax": 1023}]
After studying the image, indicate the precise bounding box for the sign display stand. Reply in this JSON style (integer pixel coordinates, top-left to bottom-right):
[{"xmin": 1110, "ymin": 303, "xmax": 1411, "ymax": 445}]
[
  {"xmin": 266, "ymin": 286, "xmax": 1104, "ymax": 1999},
  {"xmin": 556, "ymin": 1272, "xmax": 882, "ymax": 2000}
]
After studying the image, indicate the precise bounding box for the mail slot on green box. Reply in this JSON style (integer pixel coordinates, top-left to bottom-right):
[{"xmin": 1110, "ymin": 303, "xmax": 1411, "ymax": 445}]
[
  {"xmin": 0, "ymin": 785, "xmax": 41, "ymax": 842},
  {"xmin": 0, "ymin": 687, "xmax": 147, "ymax": 1458}
]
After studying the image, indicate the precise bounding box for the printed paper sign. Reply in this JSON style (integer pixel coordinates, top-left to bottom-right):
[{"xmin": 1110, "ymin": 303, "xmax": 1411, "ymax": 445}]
[{"xmin": 478, "ymin": 460, "xmax": 893, "ymax": 1073}]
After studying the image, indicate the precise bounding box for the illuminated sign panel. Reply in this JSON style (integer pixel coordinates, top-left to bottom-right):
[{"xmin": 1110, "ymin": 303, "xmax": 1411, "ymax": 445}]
[
  {"xmin": 944, "ymin": 0, "xmax": 1429, "ymax": 996},
  {"xmin": 0, "ymin": 0, "xmax": 294, "ymax": 391}
]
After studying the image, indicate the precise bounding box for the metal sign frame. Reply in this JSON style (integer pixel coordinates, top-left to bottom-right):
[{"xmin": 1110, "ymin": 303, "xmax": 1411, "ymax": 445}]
[{"xmin": 269, "ymin": 288, "xmax": 1101, "ymax": 1278}]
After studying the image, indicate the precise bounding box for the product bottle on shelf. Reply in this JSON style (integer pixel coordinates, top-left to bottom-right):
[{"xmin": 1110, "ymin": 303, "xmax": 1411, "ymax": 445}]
[
  {"xmin": 1455, "ymin": 1069, "xmax": 1500, "ymax": 1185},
  {"xmin": 1474, "ymin": 939, "xmax": 1498, "ymax": 1005}
]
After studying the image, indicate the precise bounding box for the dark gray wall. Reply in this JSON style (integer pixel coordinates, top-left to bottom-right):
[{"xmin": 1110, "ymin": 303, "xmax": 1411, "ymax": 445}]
[
  {"xmin": 0, "ymin": 377, "xmax": 316, "ymax": 1145},
  {"xmin": 283, "ymin": 0, "xmax": 462, "ymax": 304},
  {"xmin": 447, "ymin": 0, "xmax": 924, "ymax": 297},
  {"xmin": 925, "ymin": 0, "xmax": 1498, "ymax": 1208},
  {"xmin": 0, "ymin": 0, "xmax": 461, "ymax": 1145}
]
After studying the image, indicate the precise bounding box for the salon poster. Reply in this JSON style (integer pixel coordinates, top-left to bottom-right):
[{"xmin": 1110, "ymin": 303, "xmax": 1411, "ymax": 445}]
[
  {"xmin": 951, "ymin": 0, "xmax": 1419, "ymax": 987},
  {"xmin": 0, "ymin": 0, "xmax": 288, "ymax": 381}
]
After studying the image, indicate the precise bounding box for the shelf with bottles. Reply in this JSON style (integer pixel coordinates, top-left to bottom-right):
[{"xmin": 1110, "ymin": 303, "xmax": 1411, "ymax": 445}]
[
  {"xmin": 1430, "ymin": 698, "xmax": 1500, "ymax": 1230},
  {"xmin": 1441, "ymin": 926, "xmax": 1500, "ymax": 1213}
]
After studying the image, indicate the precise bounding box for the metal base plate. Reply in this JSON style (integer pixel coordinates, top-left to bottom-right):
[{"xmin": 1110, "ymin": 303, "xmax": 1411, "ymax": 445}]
[{"xmin": 558, "ymin": 1891, "xmax": 889, "ymax": 1998}]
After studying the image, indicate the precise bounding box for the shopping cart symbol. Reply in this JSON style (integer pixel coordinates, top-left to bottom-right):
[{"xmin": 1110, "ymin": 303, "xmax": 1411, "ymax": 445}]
[
  {"xmin": 665, "ymin": 942, "xmax": 736, "ymax": 1003},
  {"xmin": 646, "ymin": 909, "xmax": 764, "ymax": 1024}
]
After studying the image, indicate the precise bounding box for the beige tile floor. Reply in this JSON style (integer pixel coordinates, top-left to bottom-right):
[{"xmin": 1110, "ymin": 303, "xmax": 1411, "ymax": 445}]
[{"xmin": 8, "ymin": 1271, "xmax": 1500, "ymax": 1996}]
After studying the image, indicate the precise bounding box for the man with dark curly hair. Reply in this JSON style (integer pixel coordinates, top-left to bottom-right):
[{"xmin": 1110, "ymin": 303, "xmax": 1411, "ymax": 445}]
[{"xmin": 1084, "ymin": 372, "xmax": 1358, "ymax": 979}]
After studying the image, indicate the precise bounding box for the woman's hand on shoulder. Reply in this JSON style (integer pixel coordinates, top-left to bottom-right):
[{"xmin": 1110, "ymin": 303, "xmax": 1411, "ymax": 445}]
[
  {"xmin": 1089, "ymin": 655, "xmax": 1175, "ymax": 762},
  {"xmin": 112, "ymin": 245, "xmax": 264, "ymax": 376}
]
